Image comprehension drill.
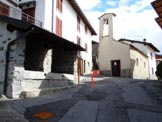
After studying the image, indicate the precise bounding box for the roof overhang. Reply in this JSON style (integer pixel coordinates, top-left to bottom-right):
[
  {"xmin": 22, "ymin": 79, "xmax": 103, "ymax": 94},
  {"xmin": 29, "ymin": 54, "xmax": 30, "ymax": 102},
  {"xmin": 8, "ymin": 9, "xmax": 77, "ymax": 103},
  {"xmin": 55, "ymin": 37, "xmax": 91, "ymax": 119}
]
[
  {"xmin": 155, "ymin": 17, "xmax": 162, "ymax": 28},
  {"xmin": 0, "ymin": 15, "xmax": 85, "ymax": 51},
  {"xmin": 18, "ymin": 1, "xmax": 36, "ymax": 8},
  {"xmin": 151, "ymin": 0, "xmax": 162, "ymax": 29},
  {"xmin": 119, "ymin": 38, "xmax": 160, "ymax": 52}
]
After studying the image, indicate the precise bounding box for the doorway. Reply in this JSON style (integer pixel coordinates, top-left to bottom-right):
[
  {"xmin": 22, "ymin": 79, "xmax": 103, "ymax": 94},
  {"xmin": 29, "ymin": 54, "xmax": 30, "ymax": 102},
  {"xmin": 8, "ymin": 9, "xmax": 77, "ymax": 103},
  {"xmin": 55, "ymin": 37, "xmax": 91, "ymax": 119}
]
[{"xmin": 111, "ymin": 60, "xmax": 121, "ymax": 77}]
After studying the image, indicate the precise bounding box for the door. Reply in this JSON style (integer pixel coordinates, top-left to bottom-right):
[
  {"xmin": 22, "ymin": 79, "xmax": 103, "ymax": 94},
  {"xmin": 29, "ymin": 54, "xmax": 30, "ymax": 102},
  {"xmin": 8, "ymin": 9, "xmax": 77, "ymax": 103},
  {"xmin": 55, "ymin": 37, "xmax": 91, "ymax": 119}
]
[
  {"xmin": 78, "ymin": 58, "xmax": 82, "ymax": 75},
  {"xmin": 111, "ymin": 60, "xmax": 121, "ymax": 77}
]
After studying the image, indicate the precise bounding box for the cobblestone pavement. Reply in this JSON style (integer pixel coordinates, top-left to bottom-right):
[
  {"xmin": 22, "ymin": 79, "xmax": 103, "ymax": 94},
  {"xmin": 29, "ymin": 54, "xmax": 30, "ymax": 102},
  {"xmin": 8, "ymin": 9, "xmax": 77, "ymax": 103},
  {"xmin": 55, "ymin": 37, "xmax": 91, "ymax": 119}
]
[{"xmin": 23, "ymin": 77, "xmax": 162, "ymax": 122}]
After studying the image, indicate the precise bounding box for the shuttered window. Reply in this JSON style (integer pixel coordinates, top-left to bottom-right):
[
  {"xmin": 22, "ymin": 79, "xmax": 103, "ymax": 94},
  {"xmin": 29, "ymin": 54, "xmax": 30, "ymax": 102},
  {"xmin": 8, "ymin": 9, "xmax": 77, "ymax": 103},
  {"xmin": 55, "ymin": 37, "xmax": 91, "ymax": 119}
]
[
  {"xmin": 0, "ymin": 2, "xmax": 10, "ymax": 16},
  {"xmin": 77, "ymin": 15, "xmax": 80, "ymax": 32},
  {"xmin": 85, "ymin": 43, "xmax": 87, "ymax": 52},
  {"xmin": 77, "ymin": 36, "xmax": 80, "ymax": 45},
  {"xmin": 85, "ymin": 25, "xmax": 88, "ymax": 33},
  {"xmin": 56, "ymin": 16, "xmax": 62, "ymax": 37},
  {"xmin": 56, "ymin": 0, "xmax": 62, "ymax": 12}
]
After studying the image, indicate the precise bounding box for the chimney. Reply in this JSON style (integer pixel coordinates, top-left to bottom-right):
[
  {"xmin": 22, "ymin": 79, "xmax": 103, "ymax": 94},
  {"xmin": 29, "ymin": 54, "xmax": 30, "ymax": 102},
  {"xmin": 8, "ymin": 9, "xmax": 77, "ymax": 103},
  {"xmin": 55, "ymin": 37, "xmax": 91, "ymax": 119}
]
[{"xmin": 143, "ymin": 38, "xmax": 146, "ymax": 42}]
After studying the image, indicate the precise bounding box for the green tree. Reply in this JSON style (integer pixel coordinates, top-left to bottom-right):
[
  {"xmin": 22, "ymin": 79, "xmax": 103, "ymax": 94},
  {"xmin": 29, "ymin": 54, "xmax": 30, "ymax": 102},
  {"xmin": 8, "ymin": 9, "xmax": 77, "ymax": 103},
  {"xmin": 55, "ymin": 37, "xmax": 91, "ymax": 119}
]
[{"xmin": 156, "ymin": 61, "xmax": 162, "ymax": 80}]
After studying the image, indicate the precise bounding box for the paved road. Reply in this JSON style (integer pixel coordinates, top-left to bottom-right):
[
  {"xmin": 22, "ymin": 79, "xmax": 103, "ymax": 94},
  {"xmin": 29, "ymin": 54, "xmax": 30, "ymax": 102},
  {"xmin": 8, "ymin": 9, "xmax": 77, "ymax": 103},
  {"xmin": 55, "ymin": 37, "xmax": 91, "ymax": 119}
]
[{"xmin": 23, "ymin": 77, "xmax": 162, "ymax": 122}]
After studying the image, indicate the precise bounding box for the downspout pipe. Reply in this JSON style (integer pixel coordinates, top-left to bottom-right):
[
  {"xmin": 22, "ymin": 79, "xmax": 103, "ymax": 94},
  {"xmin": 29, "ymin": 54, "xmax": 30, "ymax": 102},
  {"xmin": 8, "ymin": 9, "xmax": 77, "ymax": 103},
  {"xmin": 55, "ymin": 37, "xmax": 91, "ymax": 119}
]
[
  {"xmin": 51, "ymin": 0, "xmax": 54, "ymax": 32},
  {"xmin": 3, "ymin": 28, "xmax": 34, "ymax": 96}
]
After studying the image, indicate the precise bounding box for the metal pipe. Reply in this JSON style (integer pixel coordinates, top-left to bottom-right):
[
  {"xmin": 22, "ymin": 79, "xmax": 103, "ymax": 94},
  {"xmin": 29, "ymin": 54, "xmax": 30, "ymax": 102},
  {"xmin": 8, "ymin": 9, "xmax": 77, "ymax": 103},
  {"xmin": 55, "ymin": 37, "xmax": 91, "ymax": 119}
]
[{"xmin": 51, "ymin": 0, "xmax": 54, "ymax": 32}]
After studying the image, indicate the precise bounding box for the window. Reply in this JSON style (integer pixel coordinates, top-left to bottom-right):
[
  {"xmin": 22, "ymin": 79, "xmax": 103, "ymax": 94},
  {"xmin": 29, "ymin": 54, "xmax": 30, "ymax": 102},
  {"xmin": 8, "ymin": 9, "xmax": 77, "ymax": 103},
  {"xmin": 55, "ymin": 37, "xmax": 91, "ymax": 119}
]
[
  {"xmin": 56, "ymin": 16, "xmax": 62, "ymax": 37},
  {"xmin": 85, "ymin": 25, "xmax": 88, "ymax": 33},
  {"xmin": 56, "ymin": 0, "xmax": 62, "ymax": 12},
  {"xmin": 85, "ymin": 43, "xmax": 87, "ymax": 52},
  {"xmin": 144, "ymin": 62, "xmax": 146, "ymax": 68},
  {"xmin": 103, "ymin": 19, "xmax": 109, "ymax": 36},
  {"xmin": 77, "ymin": 36, "xmax": 81, "ymax": 57},
  {"xmin": 152, "ymin": 67, "xmax": 154, "ymax": 74},
  {"xmin": 77, "ymin": 15, "xmax": 80, "ymax": 32},
  {"xmin": 150, "ymin": 53, "xmax": 153, "ymax": 60},
  {"xmin": 0, "ymin": 2, "xmax": 10, "ymax": 16},
  {"xmin": 77, "ymin": 36, "xmax": 80, "ymax": 45},
  {"xmin": 136, "ymin": 58, "xmax": 139, "ymax": 66}
]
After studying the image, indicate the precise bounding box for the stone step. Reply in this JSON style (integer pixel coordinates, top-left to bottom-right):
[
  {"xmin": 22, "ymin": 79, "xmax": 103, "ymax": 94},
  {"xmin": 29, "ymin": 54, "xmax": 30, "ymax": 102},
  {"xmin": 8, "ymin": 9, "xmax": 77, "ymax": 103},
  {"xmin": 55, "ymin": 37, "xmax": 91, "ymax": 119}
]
[
  {"xmin": 20, "ymin": 85, "xmax": 77, "ymax": 98},
  {"xmin": 59, "ymin": 100, "xmax": 98, "ymax": 122}
]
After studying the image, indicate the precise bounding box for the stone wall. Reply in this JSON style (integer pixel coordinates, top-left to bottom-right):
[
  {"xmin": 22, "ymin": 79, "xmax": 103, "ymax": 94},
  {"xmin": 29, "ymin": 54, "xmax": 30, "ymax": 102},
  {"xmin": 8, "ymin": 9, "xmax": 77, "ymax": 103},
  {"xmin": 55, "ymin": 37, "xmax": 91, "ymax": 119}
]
[
  {"xmin": 23, "ymin": 71, "xmax": 74, "ymax": 90},
  {"xmin": 0, "ymin": 21, "xmax": 17, "ymax": 96},
  {"xmin": 121, "ymin": 69, "xmax": 131, "ymax": 78},
  {"xmin": 100, "ymin": 69, "xmax": 131, "ymax": 78},
  {"xmin": 6, "ymin": 36, "xmax": 26, "ymax": 98},
  {"xmin": 100, "ymin": 70, "xmax": 111, "ymax": 76}
]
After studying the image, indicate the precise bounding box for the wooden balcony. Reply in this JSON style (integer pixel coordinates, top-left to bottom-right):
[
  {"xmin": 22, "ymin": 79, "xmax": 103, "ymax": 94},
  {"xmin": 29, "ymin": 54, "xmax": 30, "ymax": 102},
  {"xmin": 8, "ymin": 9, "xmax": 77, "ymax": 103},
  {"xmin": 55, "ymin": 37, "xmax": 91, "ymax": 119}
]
[{"xmin": 0, "ymin": 2, "xmax": 42, "ymax": 27}]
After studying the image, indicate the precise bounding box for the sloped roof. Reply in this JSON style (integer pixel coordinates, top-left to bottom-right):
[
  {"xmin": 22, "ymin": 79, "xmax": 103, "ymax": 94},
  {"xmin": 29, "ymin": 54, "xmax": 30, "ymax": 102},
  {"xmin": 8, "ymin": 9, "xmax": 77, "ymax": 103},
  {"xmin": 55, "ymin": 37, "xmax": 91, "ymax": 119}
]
[
  {"xmin": 68, "ymin": 0, "xmax": 97, "ymax": 35},
  {"xmin": 0, "ymin": 15, "xmax": 85, "ymax": 51},
  {"xmin": 119, "ymin": 38, "xmax": 160, "ymax": 52},
  {"xmin": 151, "ymin": 0, "xmax": 162, "ymax": 29},
  {"xmin": 156, "ymin": 53, "xmax": 162, "ymax": 59}
]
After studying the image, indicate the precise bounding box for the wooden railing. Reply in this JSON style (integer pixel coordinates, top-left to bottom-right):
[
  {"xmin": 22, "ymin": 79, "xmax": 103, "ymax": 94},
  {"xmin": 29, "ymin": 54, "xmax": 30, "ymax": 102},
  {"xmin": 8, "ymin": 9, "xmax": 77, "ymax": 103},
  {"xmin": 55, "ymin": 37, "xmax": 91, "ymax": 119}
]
[{"xmin": 0, "ymin": 3, "xmax": 42, "ymax": 27}]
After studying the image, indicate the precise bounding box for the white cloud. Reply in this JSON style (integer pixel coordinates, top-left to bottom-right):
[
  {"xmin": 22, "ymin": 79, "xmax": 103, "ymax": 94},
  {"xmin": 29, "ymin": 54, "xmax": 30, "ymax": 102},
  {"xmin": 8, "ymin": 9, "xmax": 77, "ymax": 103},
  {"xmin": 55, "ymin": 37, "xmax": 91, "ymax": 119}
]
[
  {"xmin": 107, "ymin": 1, "xmax": 118, "ymax": 7},
  {"xmin": 118, "ymin": 0, "xmax": 129, "ymax": 6},
  {"xmin": 75, "ymin": 0, "xmax": 100, "ymax": 10}
]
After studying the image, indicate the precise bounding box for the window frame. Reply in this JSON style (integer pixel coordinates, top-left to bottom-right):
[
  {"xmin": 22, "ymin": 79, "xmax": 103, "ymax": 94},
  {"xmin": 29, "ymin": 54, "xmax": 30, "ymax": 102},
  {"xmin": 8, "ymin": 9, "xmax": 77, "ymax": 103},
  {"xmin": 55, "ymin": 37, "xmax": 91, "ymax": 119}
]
[
  {"xmin": 77, "ymin": 15, "xmax": 80, "ymax": 32},
  {"xmin": 56, "ymin": 0, "xmax": 63, "ymax": 12},
  {"xmin": 56, "ymin": 16, "xmax": 62, "ymax": 37}
]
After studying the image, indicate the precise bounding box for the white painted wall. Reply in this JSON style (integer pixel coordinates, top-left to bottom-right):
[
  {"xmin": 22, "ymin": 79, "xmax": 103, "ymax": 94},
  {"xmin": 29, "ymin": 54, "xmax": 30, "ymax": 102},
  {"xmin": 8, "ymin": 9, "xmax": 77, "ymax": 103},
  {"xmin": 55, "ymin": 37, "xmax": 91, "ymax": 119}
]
[
  {"xmin": 62, "ymin": 0, "xmax": 77, "ymax": 43},
  {"xmin": 56, "ymin": 0, "xmax": 93, "ymax": 73},
  {"xmin": 146, "ymin": 45, "xmax": 157, "ymax": 79}
]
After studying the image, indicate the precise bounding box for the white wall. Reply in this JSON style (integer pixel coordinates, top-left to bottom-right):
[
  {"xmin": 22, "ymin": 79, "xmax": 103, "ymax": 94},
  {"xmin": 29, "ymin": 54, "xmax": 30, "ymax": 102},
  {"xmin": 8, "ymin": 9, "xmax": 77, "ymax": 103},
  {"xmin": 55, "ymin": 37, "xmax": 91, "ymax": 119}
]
[
  {"xmin": 62, "ymin": 0, "xmax": 77, "ymax": 43},
  {"xmin": 58, "ymin": 0, "xmax": 93, "ymax": 73},
  {"xmin": 146, "ymin": 46, "xmax": 157, "ymax": 79}
]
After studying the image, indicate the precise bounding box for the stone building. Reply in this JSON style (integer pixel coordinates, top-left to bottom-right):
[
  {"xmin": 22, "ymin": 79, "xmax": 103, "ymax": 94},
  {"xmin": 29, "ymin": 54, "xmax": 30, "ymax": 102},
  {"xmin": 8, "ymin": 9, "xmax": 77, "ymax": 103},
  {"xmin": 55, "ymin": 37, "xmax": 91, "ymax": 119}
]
[
  {"xmin": 0, "ymin": 0, "xmax": 96, "ymax": 98},
  {"xmin": 98, "ymin": 13, "xmax": 156, "ymax": 79}
]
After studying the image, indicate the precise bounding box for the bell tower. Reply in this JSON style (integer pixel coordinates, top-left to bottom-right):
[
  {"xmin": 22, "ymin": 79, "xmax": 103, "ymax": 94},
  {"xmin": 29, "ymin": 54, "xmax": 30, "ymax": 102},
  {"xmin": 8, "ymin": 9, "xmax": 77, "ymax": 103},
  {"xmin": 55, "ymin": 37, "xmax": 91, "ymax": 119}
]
[{"xmin": 99, "ymin": 13, "xmax": 116, "ymax": 40}]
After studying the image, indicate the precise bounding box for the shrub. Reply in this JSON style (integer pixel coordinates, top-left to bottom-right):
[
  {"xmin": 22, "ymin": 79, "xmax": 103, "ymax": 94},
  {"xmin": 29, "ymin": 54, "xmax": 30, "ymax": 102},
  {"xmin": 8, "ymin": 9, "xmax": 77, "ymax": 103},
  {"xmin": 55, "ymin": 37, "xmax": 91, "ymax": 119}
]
[{"xmin": 156, "ymin": 61, "xmax": 162, "ymax": 80}]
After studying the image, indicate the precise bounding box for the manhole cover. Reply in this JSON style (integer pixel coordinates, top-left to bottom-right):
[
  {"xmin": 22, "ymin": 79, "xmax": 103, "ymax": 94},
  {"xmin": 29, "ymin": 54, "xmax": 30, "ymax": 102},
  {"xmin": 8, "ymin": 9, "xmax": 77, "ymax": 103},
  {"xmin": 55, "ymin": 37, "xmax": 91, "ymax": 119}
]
[{"xmin": 33, "ymin": 111, "xmax": 54, "ymax": 120}]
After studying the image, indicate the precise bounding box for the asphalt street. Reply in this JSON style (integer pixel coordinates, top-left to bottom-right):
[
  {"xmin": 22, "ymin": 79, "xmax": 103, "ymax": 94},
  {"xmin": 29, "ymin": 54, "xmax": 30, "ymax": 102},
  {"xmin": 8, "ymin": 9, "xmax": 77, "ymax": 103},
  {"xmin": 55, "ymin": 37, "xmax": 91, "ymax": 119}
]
[{"xmin": 23, "ymin": 77, "xmax": 162, "ymax": 122}]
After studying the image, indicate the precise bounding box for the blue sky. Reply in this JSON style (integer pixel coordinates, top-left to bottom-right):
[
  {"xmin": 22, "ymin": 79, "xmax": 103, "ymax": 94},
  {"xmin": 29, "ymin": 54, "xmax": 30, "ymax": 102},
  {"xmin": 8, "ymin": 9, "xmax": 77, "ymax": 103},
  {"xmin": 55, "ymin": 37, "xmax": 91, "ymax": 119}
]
[{"xmin": 76, "ymin": 0, "xmax": 162, "ymax": 54}]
